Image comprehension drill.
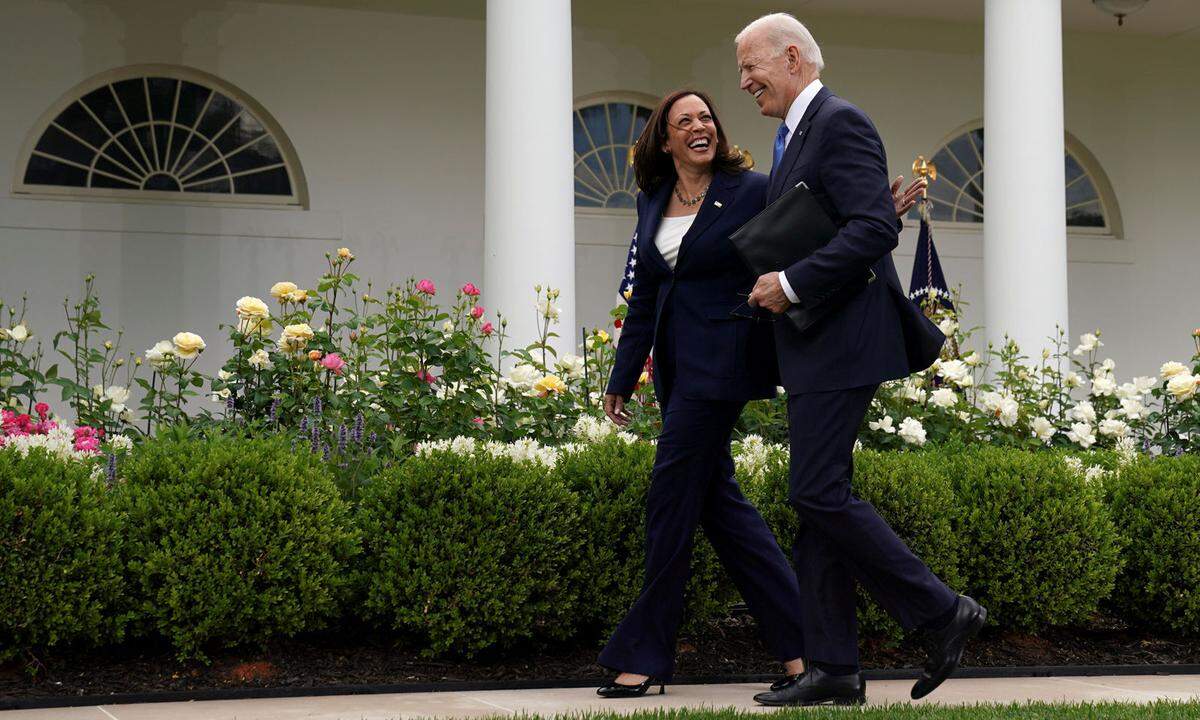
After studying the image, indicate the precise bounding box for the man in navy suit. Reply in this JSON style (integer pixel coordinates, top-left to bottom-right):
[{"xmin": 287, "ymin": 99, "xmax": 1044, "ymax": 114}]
[{"xmin": 736, "ymin": 13, "xmax": 986, "ymax": 706}]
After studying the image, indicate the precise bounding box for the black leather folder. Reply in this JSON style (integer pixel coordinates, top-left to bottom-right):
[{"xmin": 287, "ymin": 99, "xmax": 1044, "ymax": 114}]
[{"xmin": 728, "ymin": 181, "xmax": 874, "ymax": 333}]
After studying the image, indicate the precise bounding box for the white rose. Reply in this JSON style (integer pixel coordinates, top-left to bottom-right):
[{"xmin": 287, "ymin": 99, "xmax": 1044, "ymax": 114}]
[
  {"xmin": 897, "ymin": 417, "xmax": 927, "ymax": 446},
  {"xmin": 957, "ymin": 410, "xmax": 972, "ymax": 422},
  {"xmin": 930, "ymin": 388, "xmax": 958, "ymax": 408},
  {"xmin": 868, "ymin": 416, "xmax": 896, "ymax": 434},
  {"xmin": 1090, "ymin": 375, "xmax": 1116, "ymax": 397},
  {"xmin": 8, "ymin": 324, "xmax": 29, "ymax": 342},
  {"xmin": 1066, "ymin": 422, "xmax": 1097, "ymax": 449},
  {"xmin": 505, "ymin": 363, "xmax": 541, "ymax": 390},
  {"xmin": 442, "ymin": 320, "xmax": 455, "ymax": 335},
  {"xmin": 937, "ymin": 359, "xmax": 970, "ymax": 386},
  {"xmin": 1132, "ymin": 376, "xmax": 1158, "ymax": 395},
  {"xmin": 1072, "ymin": 332, "xmax": 1102, "ymax": 355},
  {"xmin": 1069, "ymin": 400, "xmax": 1097, "ymax": 424},
  {"xmin": 248, "ymin": 348, "xmax": 273, "ymax": 370},
  {"xmin": 104, "ymin": 385, "xmax": 129, "ymax": 406},
  {"xmin": 963, "ymin": 352, "xmax": 981, "ymax": 367},
  {"xmin": 211, "ymin": 388, "xmax": 231, "ymax": 401},
  {"xmin": 1120, "ymin": 397, "xmax": 1149, "ymax": 421},
  {"xmin": 1100, "ymin": 358, "xmax": 1116, "ymax": 372},
  {"xmin": 217, "ymin": 370, "xmax": 233, "ymax": 381},
  {"xmin": 1115, "ymin": 382, "xmax": 1139, "ymax": 401},
  {"xmin": 1099, "ymin": 418, "xmax": 1130, "ymax": 438},
  {"xmin": 1161, "ymin": 361, "xmax": 1189, "ymax": 380},
  {"xmin": 899, "ymin": 378, "xmax": 926, "ymax": 403},
  {"xmin": 980, "ymin": 391, "xmax": 1019, "ymax": 427},
  {"xmin": 1065, "ymin": 372, "xmax": 1084, "ymax": 389},
  {"xmin": 1166, "ymin": 373, "xmax": 1198, "ymax": 402},
  {"xmin": 555, "ymin": 353, "xmax": 585, "ymax": 379},
  {"xmin": 937, "ymin": 318, "xmax": 958, "ymax": 338},
  {"xmin": 536, "ymin": 299, "xmax": 561, "ymax": 320},
  {"xmin": 1031, "ymin": 416, "xmax": 1056, "ymax": 444},
  {"xmin": 145, "ymin": 340, "xmax": 175, "ymax": 369}
]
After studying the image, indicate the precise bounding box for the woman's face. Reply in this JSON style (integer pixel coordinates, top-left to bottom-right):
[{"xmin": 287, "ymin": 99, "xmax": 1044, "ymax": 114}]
[{"xmin": 661, "ymin": 94, "xmax": 717, "ymax": 171}]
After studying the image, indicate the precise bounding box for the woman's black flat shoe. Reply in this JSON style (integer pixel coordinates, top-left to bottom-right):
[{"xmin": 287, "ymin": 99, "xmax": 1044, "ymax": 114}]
[{"xmin": 596, "ymin": 677, "xmax": 665, "ymax": 698}]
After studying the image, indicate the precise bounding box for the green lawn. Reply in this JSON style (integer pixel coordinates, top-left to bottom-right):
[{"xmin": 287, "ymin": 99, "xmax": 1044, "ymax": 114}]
[{"xmin": 495, "ymin": 703, "xmax": 1200, "ymax": 720}]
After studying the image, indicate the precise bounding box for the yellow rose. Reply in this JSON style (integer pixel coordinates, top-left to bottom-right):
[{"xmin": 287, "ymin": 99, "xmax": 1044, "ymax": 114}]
[
  {"xmin": 1166, "ymin": 373, "xmax": 1198, "ymax": 402},
  {"xmin": 337, "ymin": 247, "xmax": 354, "ymax": 260},
  {"xmin": 270, "ymin": 281, "xmax": 298, "ymax": 301},
  {"xmin": 532, "ymin": 374, "xmax": 567, "ymax": 396},
  {"xmin": 236, "ymin": 295, "xmax": 269, "ymax": 319},
  {"xmin": 278, "ymin": 323, "xmax": 314, "ymax": 353},
  {"xmin": 172, "ymin": 331, "xmax": 206, "ymax": 359},
  {"xmin": 290, "ymin": 289, "xmax": 309, "ymax": 303},
  {"xmin": 596, "ymin": 330, "xmax": 611, "ymax": 344},
  {"xmin": 638, "ymin": 370, "xmax": 650, "ymax": 385}
]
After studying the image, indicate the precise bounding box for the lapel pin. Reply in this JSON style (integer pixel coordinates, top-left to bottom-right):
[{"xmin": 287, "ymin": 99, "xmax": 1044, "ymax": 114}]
[{"xmin": 713, "ymin": 201, "xmax": 723, "ymax": 208}]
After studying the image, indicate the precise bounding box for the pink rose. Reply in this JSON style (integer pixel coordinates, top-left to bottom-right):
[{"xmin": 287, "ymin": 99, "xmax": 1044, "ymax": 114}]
[
  {"xmin": 416, "ymin": 369, "xmax": 437, "ymax": 384},
  {"xmin": 481, "ymin": 322, "xmax": 494, "ymax": 336},
  {"xmin": 472, "ymin": 417, "xmax": 484, "ymax": 426},
  {"xmin": 461, "ymin": 282, "xmax": 481, "ymax": 297},
  {"xmin": 416, "ymin": 279, "xmax": 437, "ymax": 296},
  {"xmin": 471, "ymin": 305, "xmax": 485, "ymax": 320},
  {"xmin": 320, "ymin": 352, "xmax": 346, "ymax": 375},
  {"xmin": 34, "ymin": 402, "xmax": 49, "ymax": 420},
  {"xmin": 74, "ymin": 436, "xmax": 100, "ymax": 453}
]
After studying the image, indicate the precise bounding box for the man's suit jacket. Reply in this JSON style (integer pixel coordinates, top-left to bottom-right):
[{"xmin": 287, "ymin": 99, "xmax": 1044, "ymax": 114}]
[
  {"xmin": 768, "ymin": 86, "xmax": 944, "ymax": 394},
  {"xmin": 607, "ymin": 169, "xmax": 779, "ymax": 405}
]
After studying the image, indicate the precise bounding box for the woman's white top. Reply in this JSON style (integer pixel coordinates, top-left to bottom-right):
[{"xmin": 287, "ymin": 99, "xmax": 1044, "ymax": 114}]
[{"xmin": 654, "ymin": 213, "xmax": 697, "ymax": 271}]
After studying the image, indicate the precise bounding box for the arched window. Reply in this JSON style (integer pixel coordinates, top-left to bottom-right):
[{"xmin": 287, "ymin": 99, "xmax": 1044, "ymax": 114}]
[
  {"xmin": 573, "ymin": 93, "xmax": 656, "ymax": 211},
  {"xmin": 14, "ymin": 65, "xmax": 307, "ymax": 207},
  {"xmin": 916, "ymin": 124, "xmax": 1120, "ymax": 235}
]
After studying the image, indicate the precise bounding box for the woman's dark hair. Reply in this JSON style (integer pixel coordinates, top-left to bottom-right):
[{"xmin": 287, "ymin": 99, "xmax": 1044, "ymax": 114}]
[{"xmin": 632, "ymin": 88, "xmax": 746, "ymax": 194}]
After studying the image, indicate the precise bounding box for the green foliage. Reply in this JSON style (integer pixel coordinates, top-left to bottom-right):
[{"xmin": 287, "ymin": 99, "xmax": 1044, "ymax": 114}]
[
  {"xmin": 946, "ymin": 446, "xmax": 1123, "ymax": 631},
  {"xmin": 117, "ymin": 434, "xmax": 360, "ymax": 661},
  {"xmin": 1107, "ymin": 455, "xmax": 1200, "ymax": 634},
  {"xmin": 740, "ymin": 444, "xmax": 961, "ymax": 640},
  {"xmin": 554, "ymin": 437, "xmax": 733, "ymax": 642},
  {"xmin": 0, "ymin": 448, "xmax": 126, "ymax": 660},
  {"xmin": 355, "ymin": 451, "xmax": 582, "ymax": 656}
]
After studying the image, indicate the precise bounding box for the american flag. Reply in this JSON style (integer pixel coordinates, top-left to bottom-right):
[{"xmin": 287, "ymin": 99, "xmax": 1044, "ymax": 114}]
[{"xmin": 617, "ymin": 230, "xmax": 638, "ymax": 302}]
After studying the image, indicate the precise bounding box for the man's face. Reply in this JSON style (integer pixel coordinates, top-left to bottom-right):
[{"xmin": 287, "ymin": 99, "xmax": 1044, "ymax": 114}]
[{"xmin": 736, "ymin": 32, "xmax": 798, "ymax": 120}]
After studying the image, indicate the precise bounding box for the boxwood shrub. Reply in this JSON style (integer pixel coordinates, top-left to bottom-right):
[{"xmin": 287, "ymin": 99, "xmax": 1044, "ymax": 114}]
[
  {"xmin": 118, "ymin": 435, "xmax": 360, "ymax": 661},
  {"xmin": 945, "ymin": 446, "xmax": 1123, "ymax": 631},
  {"xmin": 553, "ymin": 437, "xmax": 734, "ymax": 642},
  {"xmin": 1107, "ymin": 455, "xmax": 1200, "ymax": 634},
  {"xmin": 356, "ymin": 451, "xmax": 582, "ymax": 656},
  {"xmin": 0, "ymin": 448, "xmax": 126, "ymax": 660}
]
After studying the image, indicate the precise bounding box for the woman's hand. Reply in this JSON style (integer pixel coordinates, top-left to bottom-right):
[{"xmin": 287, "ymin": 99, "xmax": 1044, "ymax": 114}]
[
  {"xmin": 604, "ymin": 393, "xmax": 632, "ymax": 427},
  {"xmin": 892, "ymin": 175, "xmax": 927, "ymax": 218}
]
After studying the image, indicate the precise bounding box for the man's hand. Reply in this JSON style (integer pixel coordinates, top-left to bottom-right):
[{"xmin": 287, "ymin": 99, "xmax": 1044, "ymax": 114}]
[
  {"xmin": 604, "ymin": 393, "xmax": 631, "ymax": 427},
  {"xmin": 747, "ymin": 272, "xmax": 792, "ymax": 314},
  {"xmin": 892, "ymin": 175, "xmax": 927, "ymax": 218}
]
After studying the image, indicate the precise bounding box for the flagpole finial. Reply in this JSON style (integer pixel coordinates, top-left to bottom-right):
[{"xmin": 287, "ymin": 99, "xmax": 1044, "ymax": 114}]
[
  {"xmin": 912, "ymin": 155, "xmax": 937, "ymax": 199},
  {"xmin": 733, "ymin": 145, "xmax": 755, "ymax": 170}
]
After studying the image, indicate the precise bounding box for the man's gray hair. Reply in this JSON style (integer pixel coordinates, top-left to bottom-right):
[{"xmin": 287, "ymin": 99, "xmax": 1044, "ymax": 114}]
[{"xmin": 735, "ymin": 13, "xmax": 825, "ymax": 71}]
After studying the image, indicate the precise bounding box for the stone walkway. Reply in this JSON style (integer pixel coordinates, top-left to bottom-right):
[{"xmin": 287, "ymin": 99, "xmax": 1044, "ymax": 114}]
[{"xmin": 3, "ymin": 676, "xmax": 1200, "ymax": 720}]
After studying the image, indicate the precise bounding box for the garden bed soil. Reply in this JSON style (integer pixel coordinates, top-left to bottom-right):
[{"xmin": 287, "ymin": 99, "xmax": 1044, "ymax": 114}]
[{"xmin": 3, "ymin": 614, "xmax": 1198, "ymax": 699}]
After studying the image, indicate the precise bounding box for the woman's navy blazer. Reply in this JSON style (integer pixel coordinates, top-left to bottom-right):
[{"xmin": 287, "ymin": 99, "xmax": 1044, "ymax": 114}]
[{"xmin": 606, "ymin": 169, "xmax": 779, "ymax": 404}]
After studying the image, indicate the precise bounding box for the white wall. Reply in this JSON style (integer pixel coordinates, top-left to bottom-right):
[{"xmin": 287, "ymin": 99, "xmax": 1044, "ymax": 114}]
[{"xmin": 1, "ymin": 1, "xmax": 1197, "ymax": 401}]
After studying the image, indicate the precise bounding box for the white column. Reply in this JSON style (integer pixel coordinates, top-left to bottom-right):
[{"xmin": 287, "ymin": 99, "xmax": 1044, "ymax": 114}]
[
  {"xmin": 984, "ymin": 0, "xmax": 1069, "ymax": 357},
  {"xmin": 484, "ymin": 0, "xmax": 576, "ymax": 354}
]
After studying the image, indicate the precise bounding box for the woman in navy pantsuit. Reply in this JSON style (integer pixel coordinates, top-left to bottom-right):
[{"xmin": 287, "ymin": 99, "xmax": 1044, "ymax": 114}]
[
  {"xmin": 595, "ymin": 89, "xmax": 921, "ymax": 698},
  {"xmin": 595, "ymin": 89, "xmax": 807, "ymax": 697}
]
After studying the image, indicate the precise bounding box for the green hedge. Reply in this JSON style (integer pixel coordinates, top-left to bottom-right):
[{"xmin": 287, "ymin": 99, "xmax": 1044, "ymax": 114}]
[
  {"xmin": 945, "ymin": 446, "xmax": 1124, "ymax": 631},
  {"xmin": 1107, "ymin": 455, "xmax": 1200, "ymax": 635},
  {"xmin": 554, "ymin": 437, "xmax": 734, "ymax": 642},
  {"xmin": 118, "ymin": 435, "xmax": 360, "ymax": 661},
  {"xmin": 5, "ymin": 438, "xmax": 1199, "ymax": 662},
  {"xmin": 0, "ymin": 448, "xmax": 126, "ymax": 660},
  {"xmin": 741, "ymin": 446, "xmax": 962, "ymax": 641},
  {"xmin": 356, "ymin": 451, "xmax": 582, "ymax": 656}
]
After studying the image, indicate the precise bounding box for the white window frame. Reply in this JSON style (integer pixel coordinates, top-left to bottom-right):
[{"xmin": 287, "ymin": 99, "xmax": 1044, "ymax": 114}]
[
  {"xmin": 572, "ymin": 91, "xmax": 659, "ymax": 218},
  {"xmin": 12, "ymin": 64, "xmax": 308, "ymax": 210}
]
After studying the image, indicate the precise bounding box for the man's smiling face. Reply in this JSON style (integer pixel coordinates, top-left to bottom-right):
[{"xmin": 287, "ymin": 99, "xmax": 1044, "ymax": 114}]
[{"xmin": 736, "ymin": 31, "xmax": 797, "ymax": 120}]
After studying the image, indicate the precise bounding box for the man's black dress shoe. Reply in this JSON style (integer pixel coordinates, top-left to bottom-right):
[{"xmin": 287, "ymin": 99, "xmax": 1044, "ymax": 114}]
[
  {"xmin": 596, "ymin": 676, "xmax": 665, "ymax": 698},
  {"xmin": 753, "ymin": 667, "xmax": 866, "ymax": 706},
  {"xmin": 769, "ymin": 673, "xmax": 801, "ymax": 692},
  {"xmin": 911, "ymin": 594, "xmax": 987, "ymax": 700}
]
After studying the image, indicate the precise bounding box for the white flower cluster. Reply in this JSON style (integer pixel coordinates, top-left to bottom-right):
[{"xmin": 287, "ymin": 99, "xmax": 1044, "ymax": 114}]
[
  {"xmin": 732, "ymin": 434, "xmax": 786, "ymax": 481},
  {"xmin": 0, "ymin": 425, "xmax": 97, "ymax": 463},
  {"xmin": 1062, "ymin": 455, "xmax": 1111, "ymax": 486},
  {"xmin": 413, "ymin": 435, "xmax": 561, "ymax": 468}
]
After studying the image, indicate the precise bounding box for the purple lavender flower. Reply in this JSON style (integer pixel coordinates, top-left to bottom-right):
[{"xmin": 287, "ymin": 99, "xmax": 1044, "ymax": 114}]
[
  {"xmin": 300, "ymin": 415, "xmax": 309, "ymax": 433},
  {"xmin": 353, "ymin": 412, "xmax": 365, "ymax": 443},
  {"xmin": 368, "ymin": 431, "xmax": 378, "ymax": 446},
  {"xmin": 322, "ymin": 442, "xmax": 331, "ymax": 461},
  {"xmin": 338, "ymin": 424, "xmax": 348, "ymax": 454},
  {"xmin": 269, "ymin": 398, "xmax": 280, "ymax": 425},
  {"xmin": 310, "ymin": 423, "xmax": 321, "ymax": 454},
  {"xmin": 106, "ymin": 453, "xmax": 117, "ymax": 484},
  {"xmin": 226, "ymin": 394, "xmax": 236, "ymax": 413},
  {"xmin": 312, "ymin": 396, "xmax": 323, "ymax": 415}
]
